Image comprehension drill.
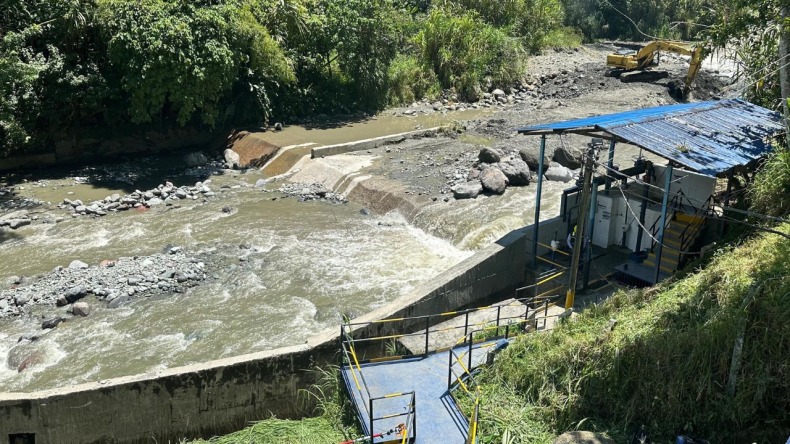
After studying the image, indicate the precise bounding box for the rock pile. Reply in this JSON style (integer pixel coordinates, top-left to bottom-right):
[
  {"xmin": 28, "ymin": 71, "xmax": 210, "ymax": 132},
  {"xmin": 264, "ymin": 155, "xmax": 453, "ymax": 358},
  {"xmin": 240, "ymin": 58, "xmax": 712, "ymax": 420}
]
[
  {"xmin": 275, "ymin": 183, "xmax": 348, "ymax": 204},
  {"xmin": 450, "ymin": 147, "xmax": 533, "ymax": 199},
  {"xmin": 0, "ymin": 248, "xmax": 208, "ymax": 320},
  {"xmin": 57, "ymin": 180, "xmax": 215, "ymax": 217}
]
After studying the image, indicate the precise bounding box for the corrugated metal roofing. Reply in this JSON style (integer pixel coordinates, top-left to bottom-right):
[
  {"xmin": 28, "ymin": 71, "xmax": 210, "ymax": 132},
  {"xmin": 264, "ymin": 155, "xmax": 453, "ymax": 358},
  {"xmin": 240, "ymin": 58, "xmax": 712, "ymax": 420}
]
[{"xmin": 517, "ymin": 99, "xmax": 785, "ymax": 176}]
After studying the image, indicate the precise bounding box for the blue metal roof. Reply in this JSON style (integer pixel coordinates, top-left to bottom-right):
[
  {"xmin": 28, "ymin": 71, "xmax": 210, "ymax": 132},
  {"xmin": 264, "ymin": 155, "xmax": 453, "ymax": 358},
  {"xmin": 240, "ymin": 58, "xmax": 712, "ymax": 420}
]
[{"xmin": 517, "ymin": 99, "xmax": 785, "ymax": 176}]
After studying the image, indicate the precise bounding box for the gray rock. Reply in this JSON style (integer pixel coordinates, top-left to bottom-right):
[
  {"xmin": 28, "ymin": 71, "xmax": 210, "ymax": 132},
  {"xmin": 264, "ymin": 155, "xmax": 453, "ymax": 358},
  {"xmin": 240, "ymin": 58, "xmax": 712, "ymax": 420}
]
[
  {"xmin": 224, "ymin": 148, "xmax": 241, "ymax": 169},
  {"xmin": 544, "ymin": 163, "xmax": 573, "ymax": 183},
  {"xmin": 111, "ymin": 193, "xmax": 121, "ymax": 202},
  {"xmin": 64, "ymin": 286, "xmax": 87, "ymax": 303},
  {"xmin": 8, "ymin": 219, "xmax": 31, "ymax": 229},
  {"xmin": 478, "ymin": 147, "xmax": 503, "ymax": 164},
  {"xmin": 42, "ymin": 316, "xmax": 64, "ymax": 329},
  {"xmin": 175, "ymin": 189, "xmax": 188, "ymax": 199},
  {"xmin": 254, "ymin": 179, "xmax": 268, "ymax": 189},
  {"xmin": 184, "ymin": 152, "xmax": 208, "ymax": 167},
  {"xmin": 108, "ymin": 295, "xmax": 131, "ymax": 309},
  {"xmin": 169, "ymin": 246, "xmax": 182, "ymax": 255},
  {"xmin": 467, "ymin": 168, "xmax": 481, "ymax": 181},
  {"xmin": 492, "ymin": 88, "xmax": 506, "ymax": 98},
  {"xmin": 127, "ymin": 277, "xmax": 142, "ymax": 286},
  {"xmin": 552, "ymin": 431, "xmax": 616, "ymax": 444},
  {"xmin": 143, "ymin": 191, "xmax": 155, "ymax": 200},
  {"xmin": 74, "ymin": 205, "xmax": 87, "ymax": 213},
  {"xmin": 553, "ymin": 146, "xmax": 583, "ymax": 170},
  {"xmin": 452, "ymin": 182, "xmax": 484, "ymax": 199},
  {"xmin": 497, "ymin": 159, "xmax": 531, "ymax": 186},
  {"xmin": 274, "ymin": 122, "xmax": 283, "ymax": 131},
  {"xmin": 147, "ymin": 197, "xmax": 163, "ymax": 206},
  {"xmin": 71, "ymin": 302, "xmax": 91, "ymax": 317},
  {"xmin": 518, "ymin": 146, "xmax": 553, "ymax": 171},
  {"xmin": 68, "ymin": 260, "xmax": 89, "ymax": 270},
  {"xmin": 480, "ymin": 168, "xmax": 508, "ymax": 194},
  {"xmin": 14, "ymin": 293, "xmax": 31, "ymax": 306},
  {"xmin": 6, "ymin": 275, "xmax": 21, "ymax": 286}
]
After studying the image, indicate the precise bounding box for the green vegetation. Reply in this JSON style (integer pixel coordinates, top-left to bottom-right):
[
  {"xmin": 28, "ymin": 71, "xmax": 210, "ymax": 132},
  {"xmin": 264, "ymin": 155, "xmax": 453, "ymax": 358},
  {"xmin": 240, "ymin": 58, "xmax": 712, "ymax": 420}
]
[
  {"xmin": 1, "ymin": 0, "xmax": 784, "ymax": 157},
  {"xmin": 189, "ymin": 366, "xmax": 358, "ymax": 444}
]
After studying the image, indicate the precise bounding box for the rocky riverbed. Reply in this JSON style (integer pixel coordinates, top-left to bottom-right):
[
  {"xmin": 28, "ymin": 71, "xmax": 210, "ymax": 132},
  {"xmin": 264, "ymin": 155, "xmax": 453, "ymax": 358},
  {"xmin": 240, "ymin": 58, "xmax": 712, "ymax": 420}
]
[{"xmin": 0, "ymin": 247, "xmax": 211, "ymax": 320}]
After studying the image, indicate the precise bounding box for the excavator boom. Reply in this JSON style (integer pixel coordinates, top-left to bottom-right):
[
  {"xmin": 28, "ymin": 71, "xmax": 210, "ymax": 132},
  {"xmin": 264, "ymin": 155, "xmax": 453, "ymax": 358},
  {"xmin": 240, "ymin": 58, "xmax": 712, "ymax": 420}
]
[{"xmin": 606, "ymin": 40, "xmax": 704, "ymax": 96}]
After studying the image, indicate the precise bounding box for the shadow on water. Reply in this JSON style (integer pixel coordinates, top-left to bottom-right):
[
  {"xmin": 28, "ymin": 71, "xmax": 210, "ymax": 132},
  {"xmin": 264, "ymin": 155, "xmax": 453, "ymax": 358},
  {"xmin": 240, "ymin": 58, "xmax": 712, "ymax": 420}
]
[
  {"xmin": 0, "ymin": 228, "xmax": 22, "ymax": 246},
  {"xmin": 297, "ymin": 113, "xmax": 372, "ymax": 131}
]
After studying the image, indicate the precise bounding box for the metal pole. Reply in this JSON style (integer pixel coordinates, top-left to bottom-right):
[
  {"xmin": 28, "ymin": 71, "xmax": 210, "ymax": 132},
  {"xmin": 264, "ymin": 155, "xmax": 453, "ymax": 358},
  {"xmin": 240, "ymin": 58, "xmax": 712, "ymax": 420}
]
[
  {"xmin": 635, "ymin": 167, "xmax": 651, "ymax": 253},
  {"xmin": 654, "ymin": 164, "xmax": 674, "ymax": 284},
  {"xmin": 582, "ymin": 183, "xmax": 598, "ymax": 288},
  {"xmin": 605, "ymin": 140, "xmax": 616, "ymax": 190},
  {"xmin": 533, "ymin": 135, "xmax": 547, "ymax": 266},
  {"xmin": 566, "ymin": 147, "xmax": 595, "ymax": 309},
  {"xmin": 424, "ymin": 317, "xmax": 430, "ymax": 355}
]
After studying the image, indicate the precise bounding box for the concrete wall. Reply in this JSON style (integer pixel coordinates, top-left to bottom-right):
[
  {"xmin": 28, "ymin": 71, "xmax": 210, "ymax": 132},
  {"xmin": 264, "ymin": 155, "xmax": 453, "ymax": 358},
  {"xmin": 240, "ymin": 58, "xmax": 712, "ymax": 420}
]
[
  {"xmin": 311, "ymin": 127, "xmax": 442, "ymax": 159},
  {"xmin": 0, "ymin": 227, "xmax": 530, "ymax": 444}
]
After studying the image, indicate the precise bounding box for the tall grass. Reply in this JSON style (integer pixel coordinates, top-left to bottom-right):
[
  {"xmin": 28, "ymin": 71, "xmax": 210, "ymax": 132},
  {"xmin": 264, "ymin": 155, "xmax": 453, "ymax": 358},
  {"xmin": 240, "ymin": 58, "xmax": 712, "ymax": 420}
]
[
  {"xmin": 474, "ymin": 224, "xmax": 790, "ymax": 442},
  {"xmin": 188, "ymin": 366, "xmax": 358, "ymax": 444},
  {"xmin": 749, "ymin": 145, "xmax": 790, "ymax": 217}
]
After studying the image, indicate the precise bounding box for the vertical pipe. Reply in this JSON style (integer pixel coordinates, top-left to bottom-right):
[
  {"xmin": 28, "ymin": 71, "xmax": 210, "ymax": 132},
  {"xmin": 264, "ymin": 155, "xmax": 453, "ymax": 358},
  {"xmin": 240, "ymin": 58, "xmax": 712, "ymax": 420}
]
[
  {"xmin": 463, "ymin": 312, "xmax": 469, "ymax": 339},
  {"xmin": 654, "ymin": 164, "xmax": 673, "ymax": 284},
  {"xmin": 605, "ymin": 140, "xmax": 616, "ymax": 190},
  {"xmin": 566, "ymin": 147, "xmax": 595, "ymax": 309},
  {"xmin": 533, "ymin": 135, "xmax": 547, "ymax": 266},
  {"xmin": 635, "ymin": 166, "xmax": 651, "ymax": 253},
  {"xmin": 412, "ymin": 393, "xmax": 417, "ymax": 443},
  {"xmin": 496, "ymin": 305, "xmax": 501, "ymax": 327},
  {"xmin": 582, "ymin": 182, "xmax": 599, "ymax": 288}
]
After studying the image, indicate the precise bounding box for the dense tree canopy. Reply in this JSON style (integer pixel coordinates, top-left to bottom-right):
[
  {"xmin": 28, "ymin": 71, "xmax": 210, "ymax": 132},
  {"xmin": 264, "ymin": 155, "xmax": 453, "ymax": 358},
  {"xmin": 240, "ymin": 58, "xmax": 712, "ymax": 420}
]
[{"xmin": 0, "ymin": 0, "xmax": 783, "ymax": 157}]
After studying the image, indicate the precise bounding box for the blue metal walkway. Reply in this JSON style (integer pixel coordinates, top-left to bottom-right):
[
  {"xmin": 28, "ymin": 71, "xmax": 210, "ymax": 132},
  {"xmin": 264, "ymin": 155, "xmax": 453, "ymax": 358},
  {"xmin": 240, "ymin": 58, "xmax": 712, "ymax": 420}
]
[{"xmin": 340, "ymin": 342, "xmax": 494, "ymax": 444}]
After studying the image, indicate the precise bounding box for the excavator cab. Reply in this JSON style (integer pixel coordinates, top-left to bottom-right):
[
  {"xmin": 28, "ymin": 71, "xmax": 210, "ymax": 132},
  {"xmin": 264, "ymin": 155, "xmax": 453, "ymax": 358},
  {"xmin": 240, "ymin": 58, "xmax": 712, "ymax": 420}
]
[{"xmin": 606, "ymin": 40, "xmax": 703, "ymax": 98}]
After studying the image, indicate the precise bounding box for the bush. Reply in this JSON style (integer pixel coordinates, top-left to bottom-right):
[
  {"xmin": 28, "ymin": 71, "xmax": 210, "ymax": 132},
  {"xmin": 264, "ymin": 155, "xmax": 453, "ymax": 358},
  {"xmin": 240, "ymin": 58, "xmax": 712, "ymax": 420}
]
[
  {"xmin": 540, "ymin": 26, "xmax": 583, "ymax": 49},
  {"xmin": 386, "ymin": 54, "xmax": 440, "ymax": 105},
  {"xmin": 416, "ymin": 6, "xmax": 526, "ymax": 101},
  {"xmin": 750, "ymin": 145, "xmax": 790, "ymax": 217}
]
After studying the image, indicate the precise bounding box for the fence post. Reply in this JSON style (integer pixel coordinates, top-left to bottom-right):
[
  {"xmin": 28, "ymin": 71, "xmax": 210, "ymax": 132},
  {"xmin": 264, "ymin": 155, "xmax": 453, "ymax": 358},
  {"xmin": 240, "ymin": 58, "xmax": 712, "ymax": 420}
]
[
  {"xmin": 369, "ymin": 397, "xmax": 374, "ymax": 439},
  {"xmin": 468, "ymin": 332, "xmax": 473, "ymax": 373},
  {"xmin": 424, "ymin": 316, "xmax": 430, "ymax": 355},
  {"xmin": 463, "ymin": 312, "xmax": 470, "ymax": 338},
  {"xmin": 412, "ymin": 393, "xmax": 417, "ymax": 443}
]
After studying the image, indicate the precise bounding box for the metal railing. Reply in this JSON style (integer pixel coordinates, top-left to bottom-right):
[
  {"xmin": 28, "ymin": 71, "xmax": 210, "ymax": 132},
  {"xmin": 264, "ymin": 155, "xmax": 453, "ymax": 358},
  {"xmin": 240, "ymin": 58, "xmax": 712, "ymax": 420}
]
[
  {"xmin": 340, "ymin": 328, "xmax": 416, "ymax": 443},
  {"xmin": 340, "ymin": 292, "xmax": 564, "ymax": 442},
  {"xmin": 444, "ymin": 302, "xmax": 564, "ymax": 444}
]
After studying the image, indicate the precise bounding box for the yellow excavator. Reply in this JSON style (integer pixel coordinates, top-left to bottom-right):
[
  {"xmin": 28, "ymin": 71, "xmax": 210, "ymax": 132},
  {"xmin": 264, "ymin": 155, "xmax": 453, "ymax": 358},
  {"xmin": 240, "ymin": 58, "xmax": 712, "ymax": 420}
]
[{"xmin": 606, "ymin": 40, "xmax": 703, "ymax": 97}]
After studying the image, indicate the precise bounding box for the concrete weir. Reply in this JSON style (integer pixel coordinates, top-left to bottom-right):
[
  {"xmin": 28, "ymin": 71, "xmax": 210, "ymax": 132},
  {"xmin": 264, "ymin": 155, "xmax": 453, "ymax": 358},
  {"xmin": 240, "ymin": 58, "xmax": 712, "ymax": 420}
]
[{"xmin": 1, "ymin": 228, "xmax": 529, "ymax": 443}]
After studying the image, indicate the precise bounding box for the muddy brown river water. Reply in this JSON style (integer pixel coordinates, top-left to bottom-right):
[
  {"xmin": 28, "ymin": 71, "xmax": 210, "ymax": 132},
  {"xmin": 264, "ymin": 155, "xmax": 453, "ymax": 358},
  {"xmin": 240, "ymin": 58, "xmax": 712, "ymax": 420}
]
[{"xmin": 0, "ymin": 107, "xmax": 653, "ymax": 392}]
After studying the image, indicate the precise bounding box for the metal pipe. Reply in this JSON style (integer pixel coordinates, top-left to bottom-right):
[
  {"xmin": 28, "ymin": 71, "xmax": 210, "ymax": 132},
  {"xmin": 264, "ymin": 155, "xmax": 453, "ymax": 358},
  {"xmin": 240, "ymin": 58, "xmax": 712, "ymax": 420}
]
[
  {"xmin": 533, "ymin": 135, "xmax": 546, "ymax": 266},
  {"xmin": 582, "ymin": 182, "xmax": 598, "ymax": 288},
  {"xmin": 566, "ymin": 147, "xmax": 596, "ymax": 309},
  {"xmin": 654, "ymin": 164, "xmax": 673, "ymax": 284},
  {"xmin": 605, "ymin": 139, "xmax": 616, "ymax": 190}
]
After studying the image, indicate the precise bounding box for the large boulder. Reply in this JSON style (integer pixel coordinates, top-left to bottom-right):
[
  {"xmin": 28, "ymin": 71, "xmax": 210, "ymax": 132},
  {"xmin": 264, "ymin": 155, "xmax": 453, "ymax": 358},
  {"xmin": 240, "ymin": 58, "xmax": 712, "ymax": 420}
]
[
  {"xmin": 544, "ymin": 162, "xmax": 573, "ymax": 183},
  {"xmin": 497, "ymin": 159, "xmax": 531, "ymax": 186},
  {"xmin": 224, "ymin": 148, "xmax": 241, "ymax": 169},
  {"xmin": 184, "ymin": 152, "xmax": 208, "ymax": 167},
  {"xmin": 478, "ymin": 147, "xmax": 503, "ymax": 164},
  {"xmin": 452, "ymin": 182, "xmax": 483, "ymax": 200},
  {"xmin": 553, "ymin": 146, "xmax": 583, "ymax": 170},
  {"xmin": 480, "ymin": 168, "xmax": 508, "ymax": 194},
  {"xmin": 71, "ymin": 301, "xmax": 91, "ymax": 317},
  {"xmin": 518, "ymin": 145, "xmax": 553, "ymax": 171},
  {"xmin": 68, "ymin": 260, "xmax": 89, "ymax": 270}
]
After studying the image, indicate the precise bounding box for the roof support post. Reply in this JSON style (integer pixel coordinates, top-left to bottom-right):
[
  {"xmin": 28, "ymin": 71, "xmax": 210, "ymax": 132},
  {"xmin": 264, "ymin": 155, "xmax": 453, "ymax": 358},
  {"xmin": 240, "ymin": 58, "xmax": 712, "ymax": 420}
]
[
  {"xmin": 605, "ymin": 139, "xmax": 616, "ymax": 191},
  {"xmin": 582, "ymin": 182, "xmax": 598, "ymax": 289},
  {"xmin": 532, "ymin": 135, "xmax": 546, "ymax": 267},
  {"xmin": 654, "ymin": 164, "xmax": 673, "ymax": 284},
  {"xmin": 566, "ymin": 147, "xmax": 596, "ymax": 309}
]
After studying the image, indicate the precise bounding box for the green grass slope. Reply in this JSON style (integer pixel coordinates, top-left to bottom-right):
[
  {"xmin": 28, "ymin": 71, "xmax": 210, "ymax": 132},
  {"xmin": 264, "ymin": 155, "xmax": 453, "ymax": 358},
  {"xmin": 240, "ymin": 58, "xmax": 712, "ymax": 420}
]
[{"xmin": 476, "ymin": 224, "xmax": 790, "ymax": 443}]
